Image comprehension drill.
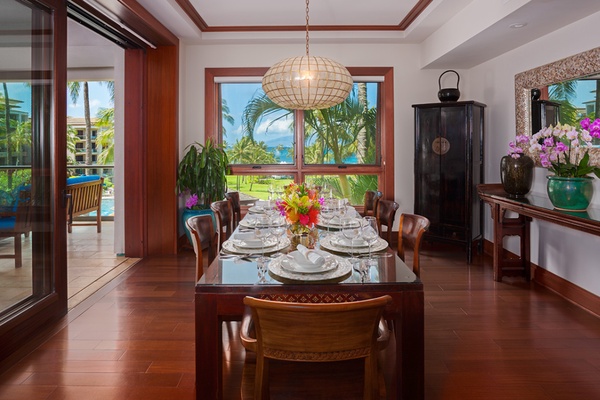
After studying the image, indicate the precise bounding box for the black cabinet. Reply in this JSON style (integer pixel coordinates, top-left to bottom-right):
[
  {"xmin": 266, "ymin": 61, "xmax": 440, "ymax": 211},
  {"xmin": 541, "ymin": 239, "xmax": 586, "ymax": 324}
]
[
  {"xmin": 412, "ymin": 101, "xmax": 486, "ymax": 263},
  {"xmin": 531, "ymin": 99, "xmax": 560, "ymax": 133}
]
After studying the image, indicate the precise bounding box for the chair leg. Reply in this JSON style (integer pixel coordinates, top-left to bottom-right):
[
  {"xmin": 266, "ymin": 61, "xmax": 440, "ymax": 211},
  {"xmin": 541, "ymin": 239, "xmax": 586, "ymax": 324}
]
[
  {"xmin": 14, "ymin": 233, "xmax": 22, "ymax": 269},
  {"xmin": 254, "ymin": 355, "xmax": 269, "ymax": 400}
]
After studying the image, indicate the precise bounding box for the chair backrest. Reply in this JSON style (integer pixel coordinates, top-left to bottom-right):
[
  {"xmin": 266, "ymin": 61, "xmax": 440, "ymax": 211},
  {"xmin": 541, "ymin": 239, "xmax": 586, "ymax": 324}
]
[
  {"xmin": 210, "ymin": 199, "xmax": 234, "ymax": 248},
  {"xmin": 185, "ymin": 214, "xmax": 217, "ymax": 281},
  {"xmin": 14, "ymin": 188, "xmax": 33, "ymax": 234},
  {"xmin": 376, "ymin": 199, "xmax": 399, "ymax": 243},
  {"xmin": 363, "ymin": 190, "xmax": 382, "ymax": 217},
  {"xmin": 240, "ymin": 295, "xmax": 391, "ymax": 400},
  {"xmin": 397, "ymin": 213, "xmax": 430, "ymax": 277},
  {"xmin": 224, "ymin": 191, "xmax": 241, "ymax": 228}
]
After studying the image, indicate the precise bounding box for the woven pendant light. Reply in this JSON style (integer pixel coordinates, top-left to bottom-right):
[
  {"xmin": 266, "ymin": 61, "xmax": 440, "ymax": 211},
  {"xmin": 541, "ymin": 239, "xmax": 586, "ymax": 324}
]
[{"xmin": 262, "ymin": 0, "xmax": 353, "ymax": 110}]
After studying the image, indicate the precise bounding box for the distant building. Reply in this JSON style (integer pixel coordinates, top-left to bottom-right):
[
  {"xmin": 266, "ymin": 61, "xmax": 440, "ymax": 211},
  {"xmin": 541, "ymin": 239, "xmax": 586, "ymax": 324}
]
[{"xmin": 67, "ymin": 116, "xmax": 102, "ymax": 175}]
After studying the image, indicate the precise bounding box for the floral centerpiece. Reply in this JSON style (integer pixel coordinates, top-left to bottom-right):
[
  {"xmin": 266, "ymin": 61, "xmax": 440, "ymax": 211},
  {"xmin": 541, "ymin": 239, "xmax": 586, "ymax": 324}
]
[
  {"xmin": 529, "ymin": 118, "xmax": 600, "ymax": 178},
  {"xmin": 276, "ymin": 182, "xmax": 323, "ymax": 235},
  {"xmin": 528, "ymin": 118, "xmax": 600, "ymax": 211}
]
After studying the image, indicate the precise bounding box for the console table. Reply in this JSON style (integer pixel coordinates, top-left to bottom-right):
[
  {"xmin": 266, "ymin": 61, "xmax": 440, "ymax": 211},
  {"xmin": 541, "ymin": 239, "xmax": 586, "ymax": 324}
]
[{"xmin": 477, "ymin": 184, "xmax": 600, "ymax": 281}]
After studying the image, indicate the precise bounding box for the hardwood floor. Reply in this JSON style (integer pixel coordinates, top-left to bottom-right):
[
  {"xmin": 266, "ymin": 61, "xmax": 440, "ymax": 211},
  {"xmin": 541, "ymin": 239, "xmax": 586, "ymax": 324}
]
[{"xmin": 1, "ymin": 246, "xmax": 600, "ymax": 399}]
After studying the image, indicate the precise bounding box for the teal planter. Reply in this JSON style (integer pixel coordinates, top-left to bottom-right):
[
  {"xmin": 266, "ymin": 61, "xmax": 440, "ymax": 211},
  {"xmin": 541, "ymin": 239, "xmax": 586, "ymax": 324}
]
[
  {"xmin": 182, "ymin": 208, "xmax": 214, "ymax": 246},
  {"xmin": 546, "ymin": 176, "xmax": 594, "ymax": 212}
]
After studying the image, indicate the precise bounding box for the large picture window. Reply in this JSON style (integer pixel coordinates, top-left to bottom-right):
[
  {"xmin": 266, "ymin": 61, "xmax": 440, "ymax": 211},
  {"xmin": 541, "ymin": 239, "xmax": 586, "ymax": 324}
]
[{"xmin": 206, "ymin": 67, "xmax": 394, "ymax": 206}]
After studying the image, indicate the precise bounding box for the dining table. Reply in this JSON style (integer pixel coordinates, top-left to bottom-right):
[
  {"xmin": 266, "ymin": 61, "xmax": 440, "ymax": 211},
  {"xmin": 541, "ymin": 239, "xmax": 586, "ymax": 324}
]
[{"xmin": 195, "ymin": 214, "xmax": 425, "ymax": 400}]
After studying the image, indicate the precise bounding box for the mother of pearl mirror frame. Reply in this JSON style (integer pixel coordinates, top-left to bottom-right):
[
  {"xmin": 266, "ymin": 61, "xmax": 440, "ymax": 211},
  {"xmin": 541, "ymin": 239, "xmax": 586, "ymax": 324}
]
[{"xmin": 514, "ymin": 46, "xmax": 600, "ymax": 165}]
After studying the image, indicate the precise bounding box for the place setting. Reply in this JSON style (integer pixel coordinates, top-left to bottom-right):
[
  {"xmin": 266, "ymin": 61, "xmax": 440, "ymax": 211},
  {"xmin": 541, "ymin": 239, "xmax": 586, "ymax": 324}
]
[
  {"xmin": 221, "ymin": 215, "xmax": 290, "ymax": 257},
  {"xmin": 268, "ymin": 244, "xmax": 352, "ymax": 283}
]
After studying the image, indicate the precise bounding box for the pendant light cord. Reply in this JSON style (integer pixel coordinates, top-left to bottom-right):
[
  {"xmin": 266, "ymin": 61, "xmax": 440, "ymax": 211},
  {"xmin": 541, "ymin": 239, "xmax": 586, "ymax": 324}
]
[{"xmin": 305, "ymin": 0, "xmax": 310, "ymax": 57}]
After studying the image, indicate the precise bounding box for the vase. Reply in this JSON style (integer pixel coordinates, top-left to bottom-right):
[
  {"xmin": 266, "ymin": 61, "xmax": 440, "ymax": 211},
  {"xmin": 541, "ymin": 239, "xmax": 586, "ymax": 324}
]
[
  {"xmin": 182, "ymin": 208, "xmax": 214, "ymax": 246},
  {"xmin": 500, "ymin": 155, "xmax": 534, "ymax": 198},
  {"xmin": 546, "ymin": 176, "xmax": 594, "ymax": 212},
  {"xmin": 288, "ymin": 226, "xmax": 318, "ymax": 250}
]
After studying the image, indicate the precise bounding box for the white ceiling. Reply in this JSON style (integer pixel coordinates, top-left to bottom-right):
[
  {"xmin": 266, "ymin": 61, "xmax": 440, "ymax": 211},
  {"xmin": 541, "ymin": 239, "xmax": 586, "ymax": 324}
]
[{"xmin": 62, "ymin": 0, "xmax": 600, "ymax": 70}]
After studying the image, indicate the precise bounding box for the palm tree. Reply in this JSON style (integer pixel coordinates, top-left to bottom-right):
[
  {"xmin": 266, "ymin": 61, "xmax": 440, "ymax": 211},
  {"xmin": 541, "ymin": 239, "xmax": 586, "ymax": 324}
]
[
  {"xmin": 95, "ymin": 107, "xmax": 114, "ymax": 165},
  {"xmin": 549, "ymin": 80, "xmax": 578, "ymax": 126},
  {"xmin": 222, "ymin": 99, "xmax": 234, "ymax": 137},
  {"xmin": 68, "ymin": 81, "xmax": 92, "ymax": 173},
  {"xmin": 66, "ymin": 125, "xmax": 79, "ymax": 165},
  {"xmin": 242, "ymin": 87, "xmax": 377, "ymax": 199}
]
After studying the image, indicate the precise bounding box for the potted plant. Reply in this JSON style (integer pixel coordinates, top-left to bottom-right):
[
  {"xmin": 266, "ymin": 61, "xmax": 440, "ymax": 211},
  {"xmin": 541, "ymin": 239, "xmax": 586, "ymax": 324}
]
[
  {"xmin": 177, "ymin": 138, "xmax": 229, "ymax": 244},
  {"xmin": 529, "ymin": 118, "xmax": 600, "ymax": 211}
]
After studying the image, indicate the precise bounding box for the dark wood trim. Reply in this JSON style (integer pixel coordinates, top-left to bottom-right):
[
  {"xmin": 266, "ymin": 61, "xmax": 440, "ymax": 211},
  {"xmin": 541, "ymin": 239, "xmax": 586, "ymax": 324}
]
[
  {"xmin": 532, "ymin": 264, "xmax": 600, "ymax": 318},
  {"xmin": 146, "ymin": 45, "xmax": 179, "ymax": 255},
  {"xmin": 124, "ymin": 48, "xmax": 146, "ymax": 257},
  {"xmin": 398, "ymin": 0, "xmax": 433, "ymax": 30},
  {"xmin": 204, "ymin": 67, "xmax": 394, "ymax": 200},
  {"xmin": 0, "ymin": 0, "xmax": 68, "ymax": 365},
  {"xmin": 482, "ymin": 239, "xmax": 600, "ymax": 318},
  {"xmin": 174, "ymin": 0, "xmax": 208, "ymax": 31},
  {"xmin": 69, "ymin": 0, "xmax": 178, "ymax": 47},
  {"xmin": 177, "ymin": 0, "xmax": 432, "ymax": 33}
]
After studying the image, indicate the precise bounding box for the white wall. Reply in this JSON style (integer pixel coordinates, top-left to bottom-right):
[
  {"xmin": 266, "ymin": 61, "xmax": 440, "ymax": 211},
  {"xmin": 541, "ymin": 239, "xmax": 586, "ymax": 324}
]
[
  {"xmin": 179, "ymin": 12, "xmax": 600, "ymax": 296},
  {"xmin": 179, "ymin": 40, "xmax": 466, "ymax": 217},
  {"xmin": 468, "ymin": 11, "xmax": 600, "ymax": 296}
]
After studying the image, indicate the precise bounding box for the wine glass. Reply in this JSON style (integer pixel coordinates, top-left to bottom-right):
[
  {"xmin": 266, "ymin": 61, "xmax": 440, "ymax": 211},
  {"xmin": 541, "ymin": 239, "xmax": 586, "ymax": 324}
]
[
  {"xmin": 361, "ymin": 216, "xmax": 379, "ymax": 266},
  {"xmin": 341, "ymin": 217, "xmax": 361, "ymax": 267},
  {"xmin": 268, "ymin": 184, "xmax": 275, "ymax": 200},
  {"xmin": 254, "ymin": 216, "xmax": 272, "ymax": 262},
  {"xmin": 319, "ymin": 199, "xmax": 336, "ymax": 235},
  {"xmin": 271, "ymin": 215, "xmax": 288, "ymax": 255}
]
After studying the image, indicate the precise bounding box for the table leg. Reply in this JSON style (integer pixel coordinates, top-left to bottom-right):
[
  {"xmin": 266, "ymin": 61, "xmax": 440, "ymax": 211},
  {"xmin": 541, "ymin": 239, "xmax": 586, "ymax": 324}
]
[
  {"xmin": 395, "ymin": 291, "xmax": 424, "ymax": 400},
  {"xmin": 196, "ymin": 294, "xmax": 221, "ymax": 399}
]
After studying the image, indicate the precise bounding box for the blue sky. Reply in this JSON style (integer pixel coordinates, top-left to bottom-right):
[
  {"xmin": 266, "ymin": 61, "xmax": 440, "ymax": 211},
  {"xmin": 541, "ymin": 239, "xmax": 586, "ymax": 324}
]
[
  {"xmin": 6, "ymin": 81, "xmax": 113, "ymax": 119},
  {"xmin": 221, "ymin": 82, "xmax": 378, "ymax": 149}
]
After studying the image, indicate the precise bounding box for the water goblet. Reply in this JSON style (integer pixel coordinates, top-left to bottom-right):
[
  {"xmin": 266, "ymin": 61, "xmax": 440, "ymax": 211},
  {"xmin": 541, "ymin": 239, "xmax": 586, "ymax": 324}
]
[
  {"xmin": 319, "ymin": 199, "xmax": 336, "ymax": 235},
  {"xmin": 254, "ymin": 216, "xmax": 272, "ymax": 262},
  {"xmin": 361, "ymin": 216, "xmax": 379, "ymax": 266},
  {"xmin": 271, "ymin": 216, "xmax": 288, "ymax": 254},
  {"xmin": 341, "ymin": 217, "xmax": 362, "ymax": 268}
]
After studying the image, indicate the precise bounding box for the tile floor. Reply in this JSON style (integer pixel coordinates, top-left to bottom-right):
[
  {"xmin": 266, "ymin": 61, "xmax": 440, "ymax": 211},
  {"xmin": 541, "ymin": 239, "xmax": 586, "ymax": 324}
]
[{"xmin": 0, "ymin": 221, "xmax": 139, "ymax": 312}]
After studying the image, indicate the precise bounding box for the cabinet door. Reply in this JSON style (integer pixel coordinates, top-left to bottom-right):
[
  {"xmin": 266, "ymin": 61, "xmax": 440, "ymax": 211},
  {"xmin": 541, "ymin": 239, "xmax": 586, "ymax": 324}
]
[
  {"xmin": 414, "ymin": 107, "xmax": 441, "ymax": 230},
  {"xmin": 439, "ymin": 106, "xmax": 467, "ymax": 239}
]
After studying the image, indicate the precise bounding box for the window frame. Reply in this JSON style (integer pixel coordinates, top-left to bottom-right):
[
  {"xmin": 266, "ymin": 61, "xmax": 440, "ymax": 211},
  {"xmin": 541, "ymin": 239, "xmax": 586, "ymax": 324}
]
[{"xmin": 205, "ymin": 67, "xmax": 394, "ymax": 201}]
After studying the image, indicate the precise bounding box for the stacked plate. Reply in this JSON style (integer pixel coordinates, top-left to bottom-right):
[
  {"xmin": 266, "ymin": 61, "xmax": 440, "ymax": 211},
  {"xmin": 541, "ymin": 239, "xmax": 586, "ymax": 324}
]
[
  {"xmin": 268, "ymin": 252, "xmax": 352, "ymax": 282},
  {"xmin": 319, "ymin": 234, "xmax": 388, "ymax": 254},
  {"xmin": 221, "ymin": 237, "xmax": 290, "ymax": 255}
]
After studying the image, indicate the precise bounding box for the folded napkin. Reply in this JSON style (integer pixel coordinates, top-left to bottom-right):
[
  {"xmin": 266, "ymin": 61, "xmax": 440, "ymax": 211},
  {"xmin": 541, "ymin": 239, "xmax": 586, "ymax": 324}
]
[
  {"xmin": 233, "ymin": 232, "xmax": 263, "ymax": 247},
  {"xmin": 295, "ymin": 244, "xmax": 326, "ymax": 268}
]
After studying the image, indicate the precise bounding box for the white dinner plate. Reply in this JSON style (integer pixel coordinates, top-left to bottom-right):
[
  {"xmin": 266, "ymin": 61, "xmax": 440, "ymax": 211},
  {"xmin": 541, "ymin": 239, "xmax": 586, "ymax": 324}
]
[
  {"xmin": 248, "ymin": 206, "xmax": 265, "ymax": 214},
  {"xmin": 319, "ymin": 235, "xmax": 388, "ymax": 254},
  {"xmin": 232, "ymin": 237, "xmax": 277, "ymax": 249},
  {"xmin": 328, "ymin": 235, "xmax": 370, "ymax": 249},
  {"xmin": 222, "ymin": 237, "xmax": 290, "ymax": 255},
  {"xmin": 268, "ymin": 254, "xmax": 352, "ymax": 282},
  {"xmin": 279, "ymin": 251, "xmax": 339, "ymax": 274}
]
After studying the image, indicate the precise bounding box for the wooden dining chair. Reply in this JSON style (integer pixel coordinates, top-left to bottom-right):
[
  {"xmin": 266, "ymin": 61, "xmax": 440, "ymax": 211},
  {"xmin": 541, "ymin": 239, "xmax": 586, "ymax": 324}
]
[
  {"xmin": 240, "ymin": 295, "xmax": 391, "ymax": 400},
  {"xmin": 185, "ymin": 214, "xmax": 217, "ymax": 281},
  {"xmin": 224, "ymin": 191, "xmax": 242, "ymax": 229},
  {"xmin": 376, "ymin": 199, "xmax": 399, "ymax": 243},
  {"xmin": 397, "ymin": 213, "xmax": 430, "ymax": 277},
  {"xmin": 0, "ymin": 188, "xmax": 32, "ymax": 269},
  {"xmin": 362, "ymin": 190, "xmax": 382, "ymax": 217},
  {"xmin": 210, "ymin": 199, "xmax": 234, "ymax": 250}
]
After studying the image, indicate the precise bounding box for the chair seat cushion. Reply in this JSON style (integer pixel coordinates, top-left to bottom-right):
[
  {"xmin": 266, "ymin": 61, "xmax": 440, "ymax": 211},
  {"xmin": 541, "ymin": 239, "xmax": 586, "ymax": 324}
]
[
  {"xmin": 0, "ymin": 217, "xmax": 16, "ymax": 231},
  {"xmin": 67, "ymin": 175, "xmax": 101, "ymax": 185}
]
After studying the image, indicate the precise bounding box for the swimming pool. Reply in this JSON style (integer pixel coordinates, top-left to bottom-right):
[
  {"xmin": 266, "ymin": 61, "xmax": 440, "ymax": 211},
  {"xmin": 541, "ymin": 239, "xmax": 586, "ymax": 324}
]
[{"xmin": 87, "ymin": 197, "xmax": 114, "ymax": 217}]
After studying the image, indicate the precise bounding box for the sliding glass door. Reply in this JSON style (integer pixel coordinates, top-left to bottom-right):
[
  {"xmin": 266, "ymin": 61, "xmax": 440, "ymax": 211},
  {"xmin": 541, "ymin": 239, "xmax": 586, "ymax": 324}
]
[{"xmin": 0, "ymin": 0, "xmax": 67, "ymax": 362}]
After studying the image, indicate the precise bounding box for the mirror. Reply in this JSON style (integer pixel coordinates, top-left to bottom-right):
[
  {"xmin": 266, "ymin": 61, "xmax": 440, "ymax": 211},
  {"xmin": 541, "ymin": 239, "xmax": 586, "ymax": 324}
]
[{"xmin": 515, "ymin": 46, "xmax": 600, "ymax": 165}]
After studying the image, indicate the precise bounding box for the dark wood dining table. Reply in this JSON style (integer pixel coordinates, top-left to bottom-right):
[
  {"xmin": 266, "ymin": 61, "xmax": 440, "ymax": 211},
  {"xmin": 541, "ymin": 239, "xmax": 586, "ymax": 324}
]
[{"xmin": 195, "ymin": 229, "xmax": 424, "ymax": 400}]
